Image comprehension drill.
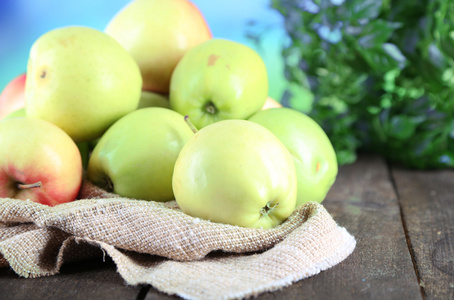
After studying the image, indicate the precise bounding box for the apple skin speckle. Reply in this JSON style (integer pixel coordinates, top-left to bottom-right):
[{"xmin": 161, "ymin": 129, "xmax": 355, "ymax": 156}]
[{"xmin": 207, "ymin": 54, "xmax": 220, "ymax": 66}]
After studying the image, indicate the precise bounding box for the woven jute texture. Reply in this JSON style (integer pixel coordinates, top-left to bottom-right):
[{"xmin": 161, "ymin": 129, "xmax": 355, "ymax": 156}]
[{"xmin": 0, "ymin": 180, "xmax": 356, "ymax": 299}]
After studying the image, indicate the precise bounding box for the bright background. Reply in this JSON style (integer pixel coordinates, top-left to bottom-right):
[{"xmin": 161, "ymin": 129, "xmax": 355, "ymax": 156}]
[{"xmin": 0, "ymin": 0, "xmax": 288, "ymax": 100}]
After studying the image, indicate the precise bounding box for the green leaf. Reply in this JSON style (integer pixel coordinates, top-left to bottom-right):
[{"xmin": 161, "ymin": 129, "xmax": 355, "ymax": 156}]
[
  {"xmin": 382, "ymin": 43, "xmax": 406, "ymax": 68},
  {"xmin": 287, "ymin": 83, "xmax": 314, "ymax": 113},
  {"xmin": 357, "ymin": 44, "xmax": 406, "ymax": 73},
  {"xmin": 318, "ymin": 96, "xmax": 348, "ymax": 114},
  {"xmin": 266, "ymin": 0, "xmax": 454, "ymax": 169},
  {"xmin": 345, "ymin": 0, "xmax": 383, "ymax": 22},
  {"xmin": 358, "ymin": 20, "xmax": 402, "ymax": 48},
  {"xmin": 336, "ymin": 149, "xmax": 357, "ymax": 165},
  {"xmin": 440, "ymin": 34, "xmax": 454, "ymax": 59},
  {"xmin": 388, "ymin": 115, "xmax": 417, "ymax": 140}
]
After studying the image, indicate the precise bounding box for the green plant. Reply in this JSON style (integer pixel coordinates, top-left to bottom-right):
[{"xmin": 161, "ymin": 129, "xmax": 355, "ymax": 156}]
[{"xmin": 266, "ymin": 0, "xmax": 454, "ymax": 168}]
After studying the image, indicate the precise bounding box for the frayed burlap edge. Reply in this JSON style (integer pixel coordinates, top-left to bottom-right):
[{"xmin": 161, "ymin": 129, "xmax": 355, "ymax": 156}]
[{"xmin": 0, "ymin": 180, "xmax": 356, "ymax": 299}]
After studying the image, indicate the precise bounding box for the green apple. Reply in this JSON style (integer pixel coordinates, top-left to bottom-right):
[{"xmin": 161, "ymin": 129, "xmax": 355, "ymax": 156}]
[
  {"xmin": 105, "ymin": 0, "xmax": 212, "ymax": 93},
  {"xmin": 4, "ymin": 107, "xmax": 26, "ymax": 119},
  {"xmin": 26, "ymin": 26, "xmax": 142, "ymax": 142},
  {"xmin": 249, "ymin": 107, "xmax": 338, "ymax": 206},
  {"xmin": 172, "ymin": 119, "xmax": 297, "ymax": 229},
  {"xmin": 169, "ymin": 38, "xmax": 269, "ymax": 129},
  {"xmin": 137, "ymin": 90, "xmax": 170, "ymax": 109},
  {"xmin": 76, "ymin": 142, "xmax": 90, "ymax": 170},
  {"xmin": 0, "ymin": 117, "xmax": 83, "ymax": 206},
  {"xmin": 87, "ymin": 107, "xmax": 194, "ymax": 201}
]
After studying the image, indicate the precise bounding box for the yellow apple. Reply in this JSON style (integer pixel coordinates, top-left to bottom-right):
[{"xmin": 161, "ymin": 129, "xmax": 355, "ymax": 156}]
[
  {"xmin": 262, "ymin": 96, "xmax": 282, "ymax": 110},
  {"xmin": 26, "ymin": 26, "xmax": 142, "ymax": 142},
  {"xmin": 105, "ymin": 0, "xmax": 212, "ymax": 93},
  {"xmin": 137, "ymin": 90, "xmax": 170, "ymax": 109},
  {"xmin": 173, "ymin": 119, "xmax": 297, "ymax": 228}
]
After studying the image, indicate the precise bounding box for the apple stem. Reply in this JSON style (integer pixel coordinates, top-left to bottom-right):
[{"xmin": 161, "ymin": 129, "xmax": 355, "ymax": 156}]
[
  {"xmin": 17, "ymin": 181, "xmax": 43, "ymax": 190},
  {"xmin": 260, "ymin": 202, "xmax": 279, "ymax": 217},
  {"xmin": 184, "ymin": 115, "xmax": 198, "ymax": 133}
]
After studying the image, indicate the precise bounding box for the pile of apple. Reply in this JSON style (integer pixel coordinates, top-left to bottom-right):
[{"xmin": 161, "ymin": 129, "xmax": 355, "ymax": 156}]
[{"xmin": 0, "ymin": 0, "xmax": 338, "ymax": 229}]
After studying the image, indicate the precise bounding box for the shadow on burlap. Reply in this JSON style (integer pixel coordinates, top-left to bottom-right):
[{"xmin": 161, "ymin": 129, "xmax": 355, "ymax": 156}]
[{"xmin": 0, "ymin": 180, "xmax": 356, "ymax": 299}]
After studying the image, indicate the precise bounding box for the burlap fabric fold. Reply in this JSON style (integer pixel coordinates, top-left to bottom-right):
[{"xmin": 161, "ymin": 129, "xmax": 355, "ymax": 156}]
[{"xmin": 0, "ymin": 180, "xmax": 356, "ymax": 299}]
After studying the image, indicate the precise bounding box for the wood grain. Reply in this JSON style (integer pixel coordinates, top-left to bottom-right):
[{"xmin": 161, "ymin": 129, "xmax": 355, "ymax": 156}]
[
  {"xmin": 391, "ymin": 165, "xmax": 454, "ymax": 299},
  {"xmin": 0, "ymin": 256, "xmax": 143, "ymax": 300},
  {"xmin": 0, "ymin": 155, "xmax": 434, "ymax": 299},
  {"xmin": 256, "ymin": 155, "xmax": 422, "ymax": 299}
]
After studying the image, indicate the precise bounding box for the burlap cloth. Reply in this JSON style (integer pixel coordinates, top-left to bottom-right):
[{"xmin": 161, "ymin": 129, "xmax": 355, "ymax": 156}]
[{"xmin": 0, "ymin": 180, "xmax": 356, "ymax": 299}]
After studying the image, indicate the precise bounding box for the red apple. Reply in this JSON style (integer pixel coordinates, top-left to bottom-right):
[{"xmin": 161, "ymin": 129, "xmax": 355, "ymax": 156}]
[
  {"xmin": 0, "ymin": 74, "xmax": 26, "ymax": 120},
  {"xmin": 0, "ymin": 117, "xmax": 83, "ymax": 206}
]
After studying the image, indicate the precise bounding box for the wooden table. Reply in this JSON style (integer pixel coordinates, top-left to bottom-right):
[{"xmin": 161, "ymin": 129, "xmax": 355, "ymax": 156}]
[{"xmin": 1, "ymin": 154, "xmax": 453, "ymax": 299}]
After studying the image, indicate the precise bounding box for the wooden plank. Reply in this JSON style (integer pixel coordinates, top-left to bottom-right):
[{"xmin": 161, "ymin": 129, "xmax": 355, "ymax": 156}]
[
  {"xmin": 253, "ymin": 154, "xmax": 422, "ymax": 299},
  {"xmin": 0, "ymin": 256, "xmax": 143, "ymax": 300},
  {"xmin": 391, "ymin": 164, "xmax": 454, "ymax": 299},
  {"xmin": 0, "ymin": 155, "xmax": 425, "ymax": 300}
]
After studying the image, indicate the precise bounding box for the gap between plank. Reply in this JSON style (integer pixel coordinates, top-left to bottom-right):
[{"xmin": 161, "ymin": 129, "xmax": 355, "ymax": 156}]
[
  {"xmin": 386, "ymin": 160, "xmax": 426, "ymax": 300},
  {"xmin": 136, "ymin": 285, "xmax": 151, "ymax": 300}
]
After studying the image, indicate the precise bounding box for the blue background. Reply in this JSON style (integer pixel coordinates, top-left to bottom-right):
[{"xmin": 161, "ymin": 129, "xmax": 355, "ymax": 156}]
[{"xmin": 0, "ymin": 0, "xmax": 288, "ymax": 100}]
